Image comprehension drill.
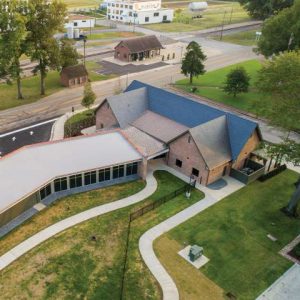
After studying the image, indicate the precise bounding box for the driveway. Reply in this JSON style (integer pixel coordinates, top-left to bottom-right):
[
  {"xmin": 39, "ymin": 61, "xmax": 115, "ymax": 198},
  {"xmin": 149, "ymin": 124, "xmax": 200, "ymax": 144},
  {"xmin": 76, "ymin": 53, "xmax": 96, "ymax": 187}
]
[{"xmin": 0, "ymin": 119, "xmax": 56, "ymax": 157}]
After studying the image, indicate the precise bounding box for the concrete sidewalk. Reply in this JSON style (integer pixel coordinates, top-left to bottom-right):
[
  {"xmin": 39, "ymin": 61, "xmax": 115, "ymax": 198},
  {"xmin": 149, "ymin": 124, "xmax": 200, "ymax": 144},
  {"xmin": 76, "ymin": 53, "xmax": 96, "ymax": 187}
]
[
  {"xmin": 0, "ymin": 168, "xmax": 157, "ymax": 271},
  {"xmin": 139, "ymin": 162, "xmax": 244, "ymax": 300}
]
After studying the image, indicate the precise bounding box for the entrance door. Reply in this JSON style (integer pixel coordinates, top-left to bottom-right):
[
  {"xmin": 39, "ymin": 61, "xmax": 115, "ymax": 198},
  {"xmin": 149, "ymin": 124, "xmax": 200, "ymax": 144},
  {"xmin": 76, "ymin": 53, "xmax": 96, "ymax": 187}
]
[{"xmin": 222, "ymin": 166, "xmax": 227, "ymax": 176}]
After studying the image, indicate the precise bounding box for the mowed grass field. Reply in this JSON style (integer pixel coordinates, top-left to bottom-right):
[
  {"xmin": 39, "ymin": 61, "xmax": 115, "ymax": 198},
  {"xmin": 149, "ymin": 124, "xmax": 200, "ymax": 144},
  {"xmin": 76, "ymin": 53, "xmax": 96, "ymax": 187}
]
[
  {"xmin": 155, "ymin": 170, "xmax": 300, "ymax": 299},
  {"xmin": 62, "ymin": 0, "xmax": 101, "ymax": 9},
  {"xmin": 144, "ymin": 1, "xmax": 251, "ymax": 32},
  {"xmin": 210, "ymin": 28, "xmax": 260, "ymax": 46},
  {"xmin": 0, "ymin": 171, "xmax": 204, "ymax": 299}
]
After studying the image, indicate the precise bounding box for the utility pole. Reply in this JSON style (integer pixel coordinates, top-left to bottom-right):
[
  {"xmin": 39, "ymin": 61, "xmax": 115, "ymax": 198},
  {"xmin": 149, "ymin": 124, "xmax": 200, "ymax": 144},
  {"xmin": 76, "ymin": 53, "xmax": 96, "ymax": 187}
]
[
  {"xmin": 229, "ymin": 7, "xmax": 233, "ymax": 24},
  {"xmin": 220, "ymin": 11, "xmax": 227, "ymax": 41},
  {"xmin": 83, "ymin": 36, "xmax": 87, "ymax": 66}
]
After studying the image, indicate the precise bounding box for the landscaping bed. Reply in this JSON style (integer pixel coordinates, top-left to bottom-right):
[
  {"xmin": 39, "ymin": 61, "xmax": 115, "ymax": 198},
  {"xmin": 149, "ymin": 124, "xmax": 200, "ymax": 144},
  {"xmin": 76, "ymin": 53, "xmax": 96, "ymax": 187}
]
[
  {"xmin": 64, "ymin": 109, "xmax": 95, "ymax": 137},
  {"xmin": 0, "ymin": 171, "xmax": 204, "ymax": 299},
  {"xmin": 155, "ymin": 169, "xmax": 300, "ymax": 299}
]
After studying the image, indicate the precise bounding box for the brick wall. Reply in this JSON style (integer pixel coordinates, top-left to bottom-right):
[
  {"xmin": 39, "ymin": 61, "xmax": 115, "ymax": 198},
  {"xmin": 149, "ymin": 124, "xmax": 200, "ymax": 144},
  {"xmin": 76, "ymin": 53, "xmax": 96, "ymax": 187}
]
[
  {"xmin": 167, "ymin": 132, "xmax": 209, "ymax": 184},
  {"xmin": 232, "ymin": 129, "xmax": 261, "ymax": 170},
  {"xmin": 115, "ymin": 45, "xmax": 130, "ymax": 62},
  {"xmin": 95, "ymin": 101, "xmax": 119, "ymax": 130}
]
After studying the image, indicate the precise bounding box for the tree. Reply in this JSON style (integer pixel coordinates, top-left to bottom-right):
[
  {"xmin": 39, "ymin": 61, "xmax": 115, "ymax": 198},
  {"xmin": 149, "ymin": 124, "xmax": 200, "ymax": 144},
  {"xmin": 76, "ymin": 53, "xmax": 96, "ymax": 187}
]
[
  {"xmin": 223, "ymin": 67, "xmax": 250, "ymax": 97},
  {"xmin": 60, "ymin": 38, "xmax": 81, "ymax": 69},
  {"xmin": 0, "ymin": 0, "xmax": 27, "ymax": 99},
  {"xmin": 181, "ymin": 41, "xmax": 206, "ymax": 84},
  {"xmin": 238, "ymin": 0, "xmax": 294, "ymax": 19},
  {"xmin": 81, "ymin": 82, "xmax": 96, "ymax": 110},
  {"xmin": 256, "ymin": 51, "xmax": 300, "ymax": 216},
  {"xmin": 256, "ymin": 51, "xmax": 300, "ymax": 131},
  {"xmin": 256, "ymin": 0, "xmax": 300, "ymax": 56},
  {"xmin": 26, "ymin": 0, "xmax": 67, "ymax": 95}
]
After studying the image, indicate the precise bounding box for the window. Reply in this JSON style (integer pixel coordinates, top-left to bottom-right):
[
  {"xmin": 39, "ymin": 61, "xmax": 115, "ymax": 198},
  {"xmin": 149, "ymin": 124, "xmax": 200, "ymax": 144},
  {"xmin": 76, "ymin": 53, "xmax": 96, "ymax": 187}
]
[
  {"xmin": 172, "ymin": 53, "xmax": 175, "ymax": 59},
  {"xmin": 154, "ymin": 12, "xmax": 159, "ymax": 17},
  {"xmin": 74, "ymin": 22, "xmax": 78, "ymax": 26},
  {"xmin": 69, "ymin": 174, "xmax": 83, "ymax": 189},
  {"xmin": 145, "ymin": 16, "xmax": 149, "ymax": 22},
  {"xmin": 84, "ymin": 171, "xmax": 97, "ymax": 185},
  {"xmin": 176, "ymin": 159, "xmax": 182, "ymax": 168},
  {"xmin": 163, "ymin": 15, "xmax": 167, "ymax": 21},
  {"xmin": 54, "ymin": 177, "xmax": 68, "ymax": 192},
  {"xmin": 126, "ymin": 162, "xmax": 138, "ymax": 176},
  {"xmin": 99, "ymin": 168, "xmax": 111, "ymax": 182},
  {"xmin": 113, "ymin": 165, "xmax": 124, "ymax": 179},
  {"xmin": 82, "ymin": 20, "xmax": 86, "ymax": 23},
  {"xmin": 129, "ymin": 5, "xmax": 133, "ymax": 9},
  {"xmin": 40, "ymin": 183, "xmax": 51, "ymax": 200},
  {"xmin": 192, "ymin": 168, "xmax": 199, "ymax": 177},
  {"xmin": 128, "ymin": 11, "xmax": 132, "ymax": 16},
  {"xmin": 125, "ymin": 4, "xmax": 128, "ymax": 8},
  {"xmin": 188, "ymin": 135, "xmax": 191, "ymax": 143}
]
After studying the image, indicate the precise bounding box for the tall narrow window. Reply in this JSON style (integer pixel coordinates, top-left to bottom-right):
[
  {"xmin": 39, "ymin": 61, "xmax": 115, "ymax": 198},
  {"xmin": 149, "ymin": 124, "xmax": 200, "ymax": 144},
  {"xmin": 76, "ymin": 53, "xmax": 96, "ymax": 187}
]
[
  {"xmin": 192, "ymin": 168, "xmax": 199, "ymax": 177},
  {"xmin": 176, "ymin": 159, "xmax": 182, "ymax": 168}
]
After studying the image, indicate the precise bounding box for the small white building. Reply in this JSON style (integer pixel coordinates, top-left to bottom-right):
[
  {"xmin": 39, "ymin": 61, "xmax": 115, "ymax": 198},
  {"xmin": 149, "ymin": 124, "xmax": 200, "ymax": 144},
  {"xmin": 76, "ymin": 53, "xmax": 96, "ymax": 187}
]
[
  {"xmin": 106, "ymin": 0, "xmax": 173, "ymax": 24},
  {"xmin": 65, "ymin": 14, "xmax": 95, "ymax": 29}
]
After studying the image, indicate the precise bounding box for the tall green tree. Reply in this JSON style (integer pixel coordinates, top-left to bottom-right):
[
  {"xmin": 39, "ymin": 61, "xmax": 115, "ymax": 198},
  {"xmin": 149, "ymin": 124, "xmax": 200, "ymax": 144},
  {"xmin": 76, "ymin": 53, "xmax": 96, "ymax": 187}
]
[
  {"xmin": 223, "ymin": 67, "xmax": 250, "ymax": 97},
  {"xmin": 257, "ymin": 51, "xmax": 300, "ymax": 216},
  {"xmin": 0, "ymin": 0, "xmax": 27, "ymax": 99},
  {"xmin": 238, "ymin": 0, "xmax": 294, "ymax": 19},
  {"xmin": 26, "ymin": 0, "xmax": 67, "ymax": 95},
  {"xmin": 60, "ymin": 38, "xmax": 81, "ymax": 69},
  {"xmin": 181, "ymin": 41, "xmax": 206, "ymax": 84},
  {"xmin": 81, "ymin": 82, "xmax": 95, "ymax": 110},
  {"xmin": 257, "ymin": 0, "xmax": 300, "ymax": 56}
]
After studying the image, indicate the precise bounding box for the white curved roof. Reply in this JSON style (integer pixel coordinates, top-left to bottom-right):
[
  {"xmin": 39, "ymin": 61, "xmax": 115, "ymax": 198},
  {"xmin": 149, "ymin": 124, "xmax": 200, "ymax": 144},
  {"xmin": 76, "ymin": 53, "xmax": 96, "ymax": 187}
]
[{"xmin": 0, "ymin": 131, "xmax": 142, "ymax": 213}]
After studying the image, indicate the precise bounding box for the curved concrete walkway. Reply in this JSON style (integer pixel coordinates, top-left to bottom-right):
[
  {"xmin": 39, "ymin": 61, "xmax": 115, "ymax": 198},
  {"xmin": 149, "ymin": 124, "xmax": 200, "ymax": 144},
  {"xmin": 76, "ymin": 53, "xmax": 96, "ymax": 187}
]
[
  {"xmin": 0, "ymin": 169, "xmax": 157, "ymax": 271},
  {"xmin": 139, "ymin": 163, "xmax": 245, "ymax": 300}
]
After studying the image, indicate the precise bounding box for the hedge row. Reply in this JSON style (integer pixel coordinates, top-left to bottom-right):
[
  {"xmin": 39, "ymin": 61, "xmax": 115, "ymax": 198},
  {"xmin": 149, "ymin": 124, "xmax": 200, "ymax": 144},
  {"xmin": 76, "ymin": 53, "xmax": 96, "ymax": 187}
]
[
  {"xmin": 258, "ymin": 164, "xmax": 287, "ymax": 182},
  {"xmin": 64, "ymin": 110, "xmax": 96, "ymax": 138}
]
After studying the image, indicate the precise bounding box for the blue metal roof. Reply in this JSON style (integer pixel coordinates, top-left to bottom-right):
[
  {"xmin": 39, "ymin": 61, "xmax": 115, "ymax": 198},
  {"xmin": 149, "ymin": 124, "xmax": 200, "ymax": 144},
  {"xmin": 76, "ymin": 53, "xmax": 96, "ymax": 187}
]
[{"xmin": 126, "ymin": 80, "xmax": 259, "ymax": 160}]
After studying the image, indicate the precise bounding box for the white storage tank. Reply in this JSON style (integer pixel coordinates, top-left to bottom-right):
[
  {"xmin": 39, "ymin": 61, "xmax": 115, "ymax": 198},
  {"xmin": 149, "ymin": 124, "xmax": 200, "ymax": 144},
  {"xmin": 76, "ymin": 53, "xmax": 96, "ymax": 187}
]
[
  {"xmin": 67, "ymin": 26, "xmax": 74, "ymax": 39},
  {"xmin": 188, "ymin": 2, "xmax": 208, "ymax": 12},
  {"xmin": 74, "ymin": 28, "xmax": 80, "ymax": 39}
]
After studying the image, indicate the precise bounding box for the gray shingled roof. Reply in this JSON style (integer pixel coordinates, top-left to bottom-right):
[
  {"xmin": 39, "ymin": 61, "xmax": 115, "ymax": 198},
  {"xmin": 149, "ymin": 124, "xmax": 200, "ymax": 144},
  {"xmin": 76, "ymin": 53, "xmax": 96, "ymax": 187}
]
[
  {"xmin": 116, "ymin": 35, "xmax": 163, "ymax": 53},
  {"xmin": 189, "ymin": 116, "xmax": 232, "ymax": 169},
  {"xmin": 106, "ymin": 87, "xmax": 148, "ymax": 128},
  {"xmin": 132, "ymin": 110, "xmax": 188, "ymax": 143},
  {"xmin": 122, "ymin": 126, "xmax": 167, "ymax": 158}
]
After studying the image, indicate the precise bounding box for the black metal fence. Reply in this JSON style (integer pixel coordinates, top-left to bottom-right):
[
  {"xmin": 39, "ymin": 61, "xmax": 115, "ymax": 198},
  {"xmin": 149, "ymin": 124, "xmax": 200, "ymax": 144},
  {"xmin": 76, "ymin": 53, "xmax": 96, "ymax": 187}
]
[
  {"xmin": 120, "ymin": 182, "xmax": 194, "ymax": 299},
  {"xmin": 129, "ymin": 184, "xmax": 190, "ymax": 222}
]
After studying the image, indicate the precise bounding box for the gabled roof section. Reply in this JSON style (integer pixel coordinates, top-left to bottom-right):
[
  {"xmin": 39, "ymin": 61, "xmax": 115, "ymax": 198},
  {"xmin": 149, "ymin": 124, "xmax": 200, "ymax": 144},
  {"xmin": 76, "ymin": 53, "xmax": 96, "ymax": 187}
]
[
  {"xmin": 126, "ymin": 81, "xmax": 261, "ymax": 160},
  {"xmin": 226, "ymin": 114, "xmax": 258, "ymax": 160},
  {"xmin": 190, "ymin": 116, "xmax": 232, "ymax": 169},
  {"xmin": 132, "ymin": 110, "xmax": 188, "ymax": 143},
  {"xmin": 115, "ymin": 35, "xmax": 163, "ymax": 53},
  {"xmin": 106, "ymin": 87, "xmax": 148, "ymax": 128},
  {"xmin": 61, "ymin": 64, "xmax": 88, "ymax": 79}
]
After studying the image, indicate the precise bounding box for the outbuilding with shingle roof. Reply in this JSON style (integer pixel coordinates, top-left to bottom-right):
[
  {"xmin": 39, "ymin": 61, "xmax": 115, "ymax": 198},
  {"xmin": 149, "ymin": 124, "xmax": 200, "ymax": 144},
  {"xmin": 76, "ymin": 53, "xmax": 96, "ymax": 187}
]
[
  {"xmin": 114, "ymin": 35, "xmax": 163, "ymax": 62},
  {"xmin": 60, "ymin": 64, "xmax": 88, "ymax": 88}
]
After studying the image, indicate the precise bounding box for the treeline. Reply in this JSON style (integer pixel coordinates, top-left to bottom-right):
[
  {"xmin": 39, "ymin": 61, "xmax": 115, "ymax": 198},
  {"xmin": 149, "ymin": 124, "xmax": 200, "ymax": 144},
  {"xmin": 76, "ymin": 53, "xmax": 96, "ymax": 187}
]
[{"xmin": 0, "ymin": 0, "xmax": 80, "ymax": 99}]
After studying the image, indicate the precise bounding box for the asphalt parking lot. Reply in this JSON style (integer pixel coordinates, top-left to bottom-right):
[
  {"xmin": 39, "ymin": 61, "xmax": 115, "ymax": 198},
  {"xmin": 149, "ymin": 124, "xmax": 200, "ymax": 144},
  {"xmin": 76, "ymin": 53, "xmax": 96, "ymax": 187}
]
[
  {"xmin": 0, "ymin": 119, "xmax": 56, "ymax": 157},
  {"xmin": 99, "ymin": 60, "xmax": 168, "ymax": 76}
]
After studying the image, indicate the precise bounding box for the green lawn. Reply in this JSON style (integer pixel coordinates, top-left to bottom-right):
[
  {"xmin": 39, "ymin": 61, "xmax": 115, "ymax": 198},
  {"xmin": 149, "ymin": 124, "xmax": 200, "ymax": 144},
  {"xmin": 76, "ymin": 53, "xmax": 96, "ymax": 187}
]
[
  {"xmin": 210, "ymin": 29, "xmax": 260, "ymax": 46},
  {"xmin": 0, "ymin": 61, "xmax": 111, "ymax": 111},
  {"xmin": 144, "ymin": 2, "xmax": 251, "ymax": 32},
  {"xmin": 0, "ymin": 171, "xmax": 204, "ymax": 299},
  {"xmin": 156, "ymin": 169, "xmax": 300, "ymax": 299},
  {"xmin": 86, "ymin": 31, "xmax": 143, "ymax": 40},
  {"xmin": 62, "ymin": 0, "xmax": 101, "ymax": 9},
  {"xmin": 176, "ymin": 59, "xmax": 267, "ymax": 116}
]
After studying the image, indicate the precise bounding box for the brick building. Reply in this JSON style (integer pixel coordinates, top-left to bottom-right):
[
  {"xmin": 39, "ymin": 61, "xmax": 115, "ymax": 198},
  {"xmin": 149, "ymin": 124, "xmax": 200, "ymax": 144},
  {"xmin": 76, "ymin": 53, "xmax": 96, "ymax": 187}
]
[
  {"xmin": 95, "ymin": 81, "xmax": 262, "ymax": 185},
  {"xmin": 60, "ymin": 64, "xmax": 88, "ymax": 88},
  {"xmin": 114, "ymin": 35, "xmax": 163, "ymax": 62}
]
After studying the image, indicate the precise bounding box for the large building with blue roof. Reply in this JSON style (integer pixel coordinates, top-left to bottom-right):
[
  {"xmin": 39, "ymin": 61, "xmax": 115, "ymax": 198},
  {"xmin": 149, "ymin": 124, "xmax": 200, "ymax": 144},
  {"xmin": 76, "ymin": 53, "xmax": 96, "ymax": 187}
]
[{"xmin": 96, "ymin": 81, "xmax": 262, "ymax": 185}]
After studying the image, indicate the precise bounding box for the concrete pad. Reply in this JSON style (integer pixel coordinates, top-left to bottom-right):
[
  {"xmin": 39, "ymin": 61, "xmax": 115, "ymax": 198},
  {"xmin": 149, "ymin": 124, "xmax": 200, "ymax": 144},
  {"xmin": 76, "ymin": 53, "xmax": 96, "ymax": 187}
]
[
  {"xmin": 178, "ymin": 245, "xmax": 209, "ymax": 269},
  {"xmin": 256, "ymin": 264, "xmax": 300, "ymax": 300},
  {"xmin": 33, "ymin": 203, "xmax": 46, "ymax": 211}
]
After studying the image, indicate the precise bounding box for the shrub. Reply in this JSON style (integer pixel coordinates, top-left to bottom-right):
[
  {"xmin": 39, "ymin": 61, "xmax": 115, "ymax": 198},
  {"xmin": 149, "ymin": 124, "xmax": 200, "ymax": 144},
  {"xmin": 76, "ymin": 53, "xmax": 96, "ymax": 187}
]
[{"xmin": 64, "ymin": 110, "xmax": 95, "ymax": 138}]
